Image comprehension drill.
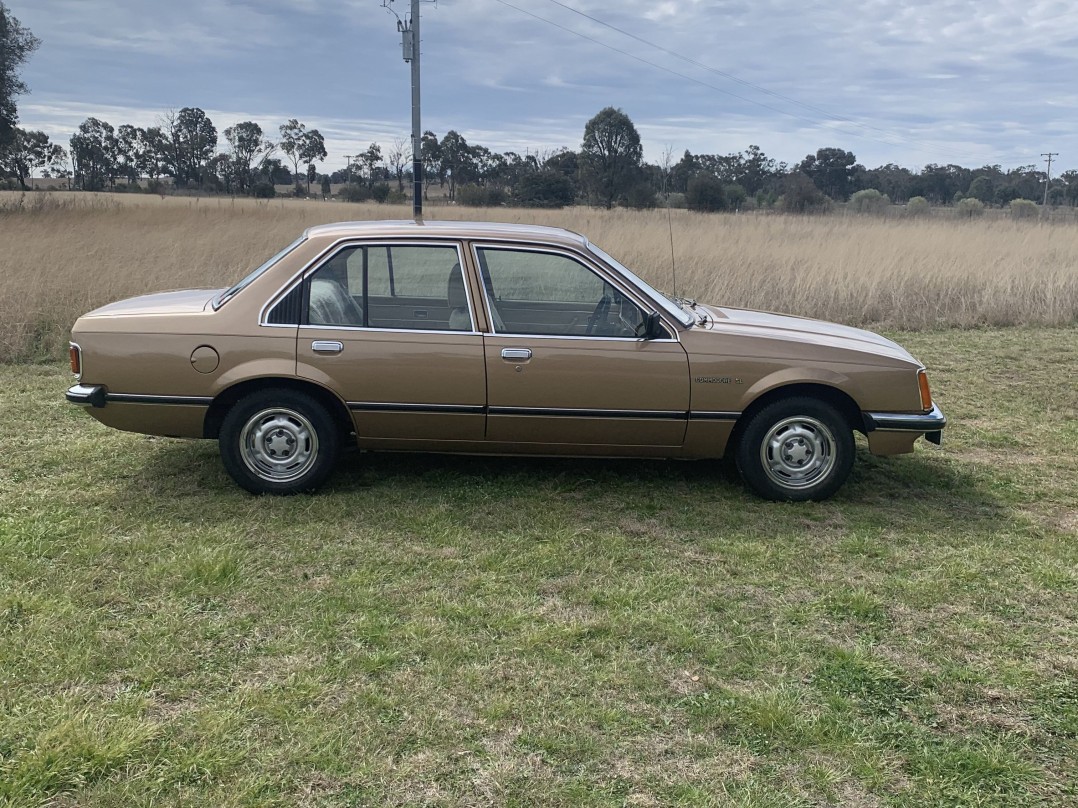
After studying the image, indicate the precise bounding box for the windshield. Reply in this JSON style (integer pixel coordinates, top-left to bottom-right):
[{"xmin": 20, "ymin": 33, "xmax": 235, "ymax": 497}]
[
  {"xmin": 212, "ymin": 235, "xmax": 306, "ymax": 310},
  {"xmin": 585, "ymin": 241, "xmax": 696, "ymax": 327}
]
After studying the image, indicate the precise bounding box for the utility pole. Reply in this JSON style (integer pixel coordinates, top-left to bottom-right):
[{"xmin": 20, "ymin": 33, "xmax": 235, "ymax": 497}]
[
  {"xmin": 400, "ymin": 0, "xmax": 423, "ymax": 220},
  {"xmin": 344, "ymin": 155, "xmax": 353, "ymax": 185},
  {"xmin": 1041, "ymin": 152, "xmax": 1059, "ymax": 206}
]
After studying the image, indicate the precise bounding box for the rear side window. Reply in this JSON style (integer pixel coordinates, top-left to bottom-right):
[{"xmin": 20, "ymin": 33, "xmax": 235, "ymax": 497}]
[{"xmin": 301, "ymin": 244, "xmax": 471, "ymax": 331}]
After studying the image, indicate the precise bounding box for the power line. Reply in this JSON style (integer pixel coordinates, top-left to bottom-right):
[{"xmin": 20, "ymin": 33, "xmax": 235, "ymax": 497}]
[{"xmin": 491, "ymin": 0, "xmax": 992, "ymax": 162}]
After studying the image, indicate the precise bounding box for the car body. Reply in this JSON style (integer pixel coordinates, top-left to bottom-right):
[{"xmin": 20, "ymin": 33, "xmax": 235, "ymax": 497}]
[{"xmin": 67, "ymin": 219, "xmax": 945, "ymax": 500}]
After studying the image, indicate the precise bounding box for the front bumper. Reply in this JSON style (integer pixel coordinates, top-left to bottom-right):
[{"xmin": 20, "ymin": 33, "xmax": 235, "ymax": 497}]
[
  {"xmin": 863, "ymin": 403, "xmax": 946, "ymax": 444},
  {"xmin": 66, "ymin": 384, "xmax": 106, "ymax": 408}
]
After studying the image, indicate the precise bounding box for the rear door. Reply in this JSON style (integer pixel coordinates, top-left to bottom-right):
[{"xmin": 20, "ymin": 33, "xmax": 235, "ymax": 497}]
[{"xmin": 293, "ymin": 241, "xmax": 487, "ymax": 443}]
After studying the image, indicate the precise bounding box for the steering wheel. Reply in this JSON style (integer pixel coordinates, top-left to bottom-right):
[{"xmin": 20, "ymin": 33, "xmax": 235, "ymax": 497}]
[{"xmin": 585, "ymin": 294, "xmax": 612, "ymax": 335}]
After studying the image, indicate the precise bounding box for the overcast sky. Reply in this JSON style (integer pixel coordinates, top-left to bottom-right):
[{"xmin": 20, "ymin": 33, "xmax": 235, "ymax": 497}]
[{"xmin": 9, "ymin": 0, "xmax": 1078, "ymax": 173}]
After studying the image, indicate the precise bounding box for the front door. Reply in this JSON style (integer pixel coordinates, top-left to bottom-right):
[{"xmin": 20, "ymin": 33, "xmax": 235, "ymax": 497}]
[
  {"xmin": 474, "ymin": 245, "xmax": 690, "ymax": 449},
  {"xmin": 295, "ymin": 241, "xmax": 487, "ymax": 443}
]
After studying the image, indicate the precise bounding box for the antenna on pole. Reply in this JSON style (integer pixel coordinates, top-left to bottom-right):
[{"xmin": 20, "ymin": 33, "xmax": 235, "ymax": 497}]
[{"xmin": 1041, "ymin": 152, "xmax": 1059, "ymax": 206}]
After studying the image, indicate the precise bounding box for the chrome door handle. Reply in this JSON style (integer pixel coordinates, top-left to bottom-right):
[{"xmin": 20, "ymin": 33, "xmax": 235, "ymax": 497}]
[
  {"xmin": 501, "ymin": 348, "xmax": 532, "ymax": 361},
  {"xmin": 312, "ymin": 340, "xmax": 344, "ymax": 355}
]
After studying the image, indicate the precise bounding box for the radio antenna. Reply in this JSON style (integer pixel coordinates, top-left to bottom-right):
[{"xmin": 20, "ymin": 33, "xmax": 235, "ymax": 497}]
[{"xmin": 666, "ymin": 205, "xmax": 678, "ymax": 298}]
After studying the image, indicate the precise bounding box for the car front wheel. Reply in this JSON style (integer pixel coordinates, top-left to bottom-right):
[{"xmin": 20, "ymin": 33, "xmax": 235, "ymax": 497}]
[
  {"xmin": 219, "ymin": 389, "xmax": 339, "ymax": 495},
  {"xmin": 735, "ymin": 397, "xmax": 854, "ymax": 502}
]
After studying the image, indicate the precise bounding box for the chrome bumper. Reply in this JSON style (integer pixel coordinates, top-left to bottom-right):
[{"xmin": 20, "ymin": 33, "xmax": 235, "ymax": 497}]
[
  {"xmin": 66, "ymin": 384, "xmax": 106, "ymax": 408},
  {"xmin": 863, "ymin": 404, "xmax": 946, "ymax": 444}
]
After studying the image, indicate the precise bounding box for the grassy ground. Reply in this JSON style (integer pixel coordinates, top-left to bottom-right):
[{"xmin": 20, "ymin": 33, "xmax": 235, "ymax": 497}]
[
  {"xmin": 2, "ymin": 193, "xmax": 1077, "ymax": 362},
  {"xmin": 1, "ymin": 327, "xmax": 1075, "ymax": 806}
]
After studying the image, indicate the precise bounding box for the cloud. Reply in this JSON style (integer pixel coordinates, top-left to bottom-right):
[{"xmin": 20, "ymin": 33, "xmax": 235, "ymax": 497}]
[{"xmin": 8, "ymin": 0, "xmax": 1078, "ymax": 171}]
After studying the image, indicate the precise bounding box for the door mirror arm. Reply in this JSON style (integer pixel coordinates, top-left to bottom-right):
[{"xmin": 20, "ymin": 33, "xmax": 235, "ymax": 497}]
[{"xmin": 642, "ymin": 312, "xmax": 665, "ymax": 340}]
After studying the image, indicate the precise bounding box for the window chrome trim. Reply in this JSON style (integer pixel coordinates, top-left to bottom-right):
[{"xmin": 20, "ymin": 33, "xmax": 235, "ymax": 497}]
[
  {"xmin": 298, "ymin": 324, "xmax": 483, "ymax": 337},
  {"xmin": 260, "ymin": 239, "xmax": 477, "ymax": 334},
  {"xmin": 470, "ymin": 242, "xmax": 682, "ymax": 343}
]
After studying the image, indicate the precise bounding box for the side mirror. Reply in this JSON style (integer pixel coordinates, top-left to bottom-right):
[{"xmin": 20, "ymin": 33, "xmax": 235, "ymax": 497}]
[{"xmin": 642, "ymin": 312, "xmax": 665, "ymax": 340}]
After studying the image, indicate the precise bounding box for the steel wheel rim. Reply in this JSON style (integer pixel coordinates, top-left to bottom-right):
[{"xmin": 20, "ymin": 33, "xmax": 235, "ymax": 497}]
[
  {"xmin": 759, "ymin": 415, "xmax": 837, "ymax": 490},
  {"xmin": 239, "ymin": 407, "xmax": 319, "ymax": 483}
]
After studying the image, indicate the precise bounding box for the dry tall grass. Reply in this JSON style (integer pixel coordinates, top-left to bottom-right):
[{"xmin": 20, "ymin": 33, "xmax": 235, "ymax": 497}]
[{"xmin": 1, "ymin": 191, "xmax": 1076, "ymax": 362}]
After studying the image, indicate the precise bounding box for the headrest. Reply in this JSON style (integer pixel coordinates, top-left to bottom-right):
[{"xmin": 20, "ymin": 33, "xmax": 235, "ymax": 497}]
[{"xmin": 447, "ymin": 265, "xmax": 467, "ymax": 308}]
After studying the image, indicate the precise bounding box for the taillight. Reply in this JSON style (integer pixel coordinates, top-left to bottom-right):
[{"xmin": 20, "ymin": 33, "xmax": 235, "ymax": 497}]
[
  {"xmin": 917, "ymin": 369, "xmax": 933, "ymax": 411},
  {"xmin": 69, "ymin": 344, "xmax": 81, "ymax": 377}
]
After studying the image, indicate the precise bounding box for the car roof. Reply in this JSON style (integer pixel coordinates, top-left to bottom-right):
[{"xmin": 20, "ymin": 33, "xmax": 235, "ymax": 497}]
[{"xmin": 303, "ymin": 219, "xmax": 590, "ymax": 248}]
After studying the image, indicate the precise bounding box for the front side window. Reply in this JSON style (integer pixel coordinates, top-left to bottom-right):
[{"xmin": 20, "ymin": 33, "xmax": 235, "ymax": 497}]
[
  {"xmin": 476, "ymin": 247, "xmax": 648, "ymax": 338},
  {"xmin": 304, "ymin": 244, "xmax": 471, "ymax": 331}
]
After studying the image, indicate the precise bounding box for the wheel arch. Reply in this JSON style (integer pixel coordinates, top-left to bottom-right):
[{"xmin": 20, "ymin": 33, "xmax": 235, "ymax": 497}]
[
  {"xmin": 728, "ymin": 382, "xmax": 863, "ymax": 454},
  {"xmin": 204, "ymin": 377, "xmax": 354, "ymax": 442}
]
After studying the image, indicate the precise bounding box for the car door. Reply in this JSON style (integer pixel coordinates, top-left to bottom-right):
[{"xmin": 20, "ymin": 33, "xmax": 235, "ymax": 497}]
[
  {"xmin": 473, "ymin": 243, "xmax": 690, "ymax": 449},
  {"xmin": 292, "ymin": 241, "xmax": 487, "ymax": 443}
]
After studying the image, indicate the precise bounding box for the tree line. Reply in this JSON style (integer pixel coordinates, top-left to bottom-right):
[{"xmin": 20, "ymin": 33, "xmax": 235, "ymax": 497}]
[{"xmin": 2, "ymin": 3, "xmax": 1076, "ymax": 211}]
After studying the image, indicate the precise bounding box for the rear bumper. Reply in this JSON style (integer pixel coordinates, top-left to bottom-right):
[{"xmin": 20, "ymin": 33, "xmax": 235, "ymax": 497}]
[
  {"xmin": 66, "ymin": 384, "xmax": 106, "ymax": 408},
  {"xmin": 863, "ymin": 403, "xmax": 946, "ymax": 445}
]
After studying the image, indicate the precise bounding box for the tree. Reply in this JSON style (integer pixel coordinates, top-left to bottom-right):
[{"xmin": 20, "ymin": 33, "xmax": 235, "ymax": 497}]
[
  {"xmin": 165, "ymin": 107, "xmax": 217, "ymax": 188},
  {"xmin": 798, "ymin": 147, "xmax": 859, "ymax": 201},
  {"xmin": 0, "ymin": 3, "xmax": 40, "ymax": 163},
  {"xmin": 579, "ymin": 107, "xmax": 643, "ymax": 208},
  {"xmin": 279, "ymin": 119, "xmax": 326, "ymax": 192},
  {"xmin": 4, "ymin": 127, "xmax": 51, "ymax": 189},
  {"xmin": 358, "ymin": 143, "xmax": 383, "ymax": 188},
  {"xmin": 439, "ymin": 130, "xmax": 475, "ymax": 201},
  {"xmin": 420, "ymin": 130, "xmax": 442, "ymax": 197},
  {"xmin": 320, "ymin": 174, "xmax": 331, "ymax": 199},
  {"xmin": 70, "ymin": 117, "xmax": 117, "ymax": 191},
  {"xmin": 387, "ymin": 136, "xmax": 410, "ymax": 192},
  {"xmin": 223, "ymin": 121, "xmax": 273, "ymax": 193},
  {"xmin": 115, "ymin": 124, "xmax": 145, "ymax": 184},
  {"xmin": 299, "ymin": 129, "xmax": 326, "ymax": 193}
]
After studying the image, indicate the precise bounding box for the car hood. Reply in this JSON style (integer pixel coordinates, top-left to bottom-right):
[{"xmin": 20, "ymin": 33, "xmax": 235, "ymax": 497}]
[
  {"xmin": 80, "ymin": 289, "xmax": 225, "ymax": 318},
  {"xmin": 695, "ymin": 304, "xmax": 918, "ymax": 364}
]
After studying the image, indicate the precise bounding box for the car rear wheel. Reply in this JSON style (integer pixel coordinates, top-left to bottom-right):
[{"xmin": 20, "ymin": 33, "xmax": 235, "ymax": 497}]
[
  {"xmin": 219, "ymin": 389, "xmax": 339, "ymax": 495},
  {"xmin": 735, "ymin": 397, "xmax": 854, "ymax": 502}
]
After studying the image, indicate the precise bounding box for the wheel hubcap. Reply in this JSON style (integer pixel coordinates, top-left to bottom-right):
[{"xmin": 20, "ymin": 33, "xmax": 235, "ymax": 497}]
[
  {"xmin": 239, "ymin": 407, "xmax": 318, "ymax": 483},
  {"xmin": 760, "ymin": 416, "xmax": 837, "ymax": 490}
]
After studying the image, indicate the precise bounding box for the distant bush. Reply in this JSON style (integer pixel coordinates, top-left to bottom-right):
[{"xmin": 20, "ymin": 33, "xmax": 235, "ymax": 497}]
[
  {"xmin": 662, "ymin": 192, "xmax": 687, "ymax": 209},
  {"xmin": 849, "ymin": 188, "xmax": 891, "ymax": 215},
  {"xmin": 456, "ymin": 184, "xmax": 507, "ymax": 207},
  {"xmin": 686, "ymin": 174, "xmax": 726, "ymax": 212},
  {"xmin": 387, "ymin": 190, "xmax": 407, "ymax": 205},
  {"xmin": 371, "ymin": 183, "xmax": 391, "ymax": 204},
  {"xmin": 955, "ymin": 197, "xmax": 985, "ymax": 218},
  {"xmin": 905, "ymin": 196, "xmax": 930, "ymax": 217},
  {"xmin": 778, "ymin": 172, "xmax": 832, "ymax": 214},
  {"xmin": 143, "ymin": 178, "xmax": 166, "ymax": 195},
  {"xmin": 338, "ymin": 184, "xmax": 370, "ymax": 203},
  {"xmin": 1009, "ymin": 199, "xmax": 1039, "ymax": 220},
  {"xmin": 515, "ymin": 171, "xmax": 576, "ymax": 208},
  {"xmin": 724, "ymin": 183, "xmax": 748, "ymax": 211},
  {"xmin": 624, "ymin": 182, "xmax": 657, "ymax": 209},
  {"xmin": 251, "ymin": 182, "xmax": 276, "ymax": 199}
]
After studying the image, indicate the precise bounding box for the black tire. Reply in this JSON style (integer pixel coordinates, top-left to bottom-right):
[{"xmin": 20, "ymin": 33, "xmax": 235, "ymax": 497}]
[
  {"xmin": 735, "ymin": 397, "xmax": 854, "ymax": 502},
  {"xmin": 219, "ymin": 389, "xmax": 339, "ymax": 495}
]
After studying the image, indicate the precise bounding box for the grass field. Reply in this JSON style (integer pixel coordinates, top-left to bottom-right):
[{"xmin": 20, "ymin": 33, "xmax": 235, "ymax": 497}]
[
  {"xmin": 1, "ymin": 192, "xmax": 1077, "ymax": 362},
  {"xmin": 1, "ymin": 327, "xmax": 1076, "ymax": 806}
]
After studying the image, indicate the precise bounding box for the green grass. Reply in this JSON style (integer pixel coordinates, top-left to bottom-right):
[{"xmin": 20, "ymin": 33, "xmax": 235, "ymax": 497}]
[{"xmin": 1, "ymin": 327, "xmax": 1076, "ymax": 807}]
